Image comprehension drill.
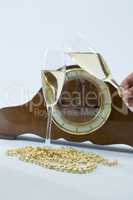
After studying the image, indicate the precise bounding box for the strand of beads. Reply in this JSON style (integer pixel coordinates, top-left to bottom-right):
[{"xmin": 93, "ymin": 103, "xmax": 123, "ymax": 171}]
[{"xmin": 6, "ymin": 146, "xmax": 118, "ymax": 174}]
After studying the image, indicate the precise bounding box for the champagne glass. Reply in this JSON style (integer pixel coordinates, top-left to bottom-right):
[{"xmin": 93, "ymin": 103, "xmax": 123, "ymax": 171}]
[
  {"xmin": 41, "ymin": 50, "xmax": 66, "ymax": 146},
  {"xmin": 65, "ymin": 35, "xmax": 122, "ymax": 96}
]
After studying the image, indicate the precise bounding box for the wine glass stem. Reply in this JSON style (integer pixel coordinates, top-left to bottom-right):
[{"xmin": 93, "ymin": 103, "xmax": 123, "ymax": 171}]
[{"xmin": 45, "ymin": 105, "xmax": 53, "ymax": 146}]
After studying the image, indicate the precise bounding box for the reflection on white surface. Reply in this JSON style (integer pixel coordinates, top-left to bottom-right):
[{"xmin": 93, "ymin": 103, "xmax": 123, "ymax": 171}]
[{"xmin": 0, "ymin": 135, "xmax": 132, "ymax": 200}]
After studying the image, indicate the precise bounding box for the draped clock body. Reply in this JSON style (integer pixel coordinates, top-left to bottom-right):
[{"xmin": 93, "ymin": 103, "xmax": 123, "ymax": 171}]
[{"xmin": 0, "ymin": 65, "xmax": 133, "ymax": 147}]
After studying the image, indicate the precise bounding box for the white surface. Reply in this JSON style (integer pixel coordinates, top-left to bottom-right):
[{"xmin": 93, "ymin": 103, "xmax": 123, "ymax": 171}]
[
  {"xmin": 0, "ymin": 1, "xmax": 133, "ymax": 199},
  {"xmin": 0, "ymin": 137, "xmax": 132, "ymax": 200}
]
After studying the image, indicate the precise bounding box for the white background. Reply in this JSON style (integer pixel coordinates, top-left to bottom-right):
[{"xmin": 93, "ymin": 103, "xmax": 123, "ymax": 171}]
[
  {"xmin": 0, "ymin": 1, "xmax": 133, "ymax": 199},
  {"xmin": 0, "ymin": 0, "xmax": 133, "ymax": 107}
]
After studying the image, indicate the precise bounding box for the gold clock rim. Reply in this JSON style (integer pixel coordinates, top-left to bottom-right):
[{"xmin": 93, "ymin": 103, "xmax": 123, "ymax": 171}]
[{"xmin": 52, "ymin": 66, "xmax": 112, "ymax": 135}]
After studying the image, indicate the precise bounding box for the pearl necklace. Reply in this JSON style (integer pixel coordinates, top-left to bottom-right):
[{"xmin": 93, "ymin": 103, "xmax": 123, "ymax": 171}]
[{"xmin": 6, "ymin": 146, "xmax": 118, "ymax": 174}]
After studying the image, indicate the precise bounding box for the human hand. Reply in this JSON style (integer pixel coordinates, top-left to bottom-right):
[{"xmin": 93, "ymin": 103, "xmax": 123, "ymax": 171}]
[{"xmin": 121, "ymin": 73, "xmax": 133, "ymax": 107}]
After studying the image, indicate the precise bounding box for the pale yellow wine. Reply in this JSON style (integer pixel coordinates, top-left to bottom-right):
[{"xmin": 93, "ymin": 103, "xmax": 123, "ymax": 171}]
[
  {"xmin": 69, "ymin": 52, "xmax": 121, "ymax": 95},
  {"xmin": 69, "ymin": 52, "xmax": 110, "ymax": 80},
  {"xmin": 41, "ymin": 69, "xmax": 66, "ymax": 107}
]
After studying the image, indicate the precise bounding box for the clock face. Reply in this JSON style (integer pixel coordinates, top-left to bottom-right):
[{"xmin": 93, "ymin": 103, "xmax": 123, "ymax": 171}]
[{"xmin": 52, "ymin": 66, "xmax": 112, "ymax": 135}]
